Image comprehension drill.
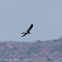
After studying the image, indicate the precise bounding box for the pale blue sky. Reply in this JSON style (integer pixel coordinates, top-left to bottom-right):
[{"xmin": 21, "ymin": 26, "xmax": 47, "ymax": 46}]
[{"xmin": 0, "ymin": 0, "xmax": 62, "ymax": 42}]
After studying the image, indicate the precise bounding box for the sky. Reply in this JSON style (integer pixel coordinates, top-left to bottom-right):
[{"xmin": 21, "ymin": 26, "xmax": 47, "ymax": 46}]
[{"xmin": 0, "ymin": 0, "xmax": 62, "ymax": 42}]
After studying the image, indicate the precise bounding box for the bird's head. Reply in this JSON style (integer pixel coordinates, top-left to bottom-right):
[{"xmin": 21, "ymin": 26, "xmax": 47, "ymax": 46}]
[{"xmin": 28, "ymin": 32, "xmax": 30, "ymax": 34}]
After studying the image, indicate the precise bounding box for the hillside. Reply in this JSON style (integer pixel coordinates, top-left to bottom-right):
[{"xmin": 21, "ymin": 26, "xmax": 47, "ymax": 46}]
[{"xmin": 0, "ymin": 37, "xmax": 62, "ymax": 62}]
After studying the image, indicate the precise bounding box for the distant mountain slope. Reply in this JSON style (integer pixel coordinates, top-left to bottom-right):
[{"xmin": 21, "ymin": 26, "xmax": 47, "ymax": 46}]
[{"xmin": 0, "ymin": 38, "xmax": 62, "ymax": 62}]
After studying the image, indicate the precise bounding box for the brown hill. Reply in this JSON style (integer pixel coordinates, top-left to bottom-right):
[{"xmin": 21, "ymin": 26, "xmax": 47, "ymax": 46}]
[{"xmin": 0, "ymin": 38, "xmax": 62, "ymax": 62}]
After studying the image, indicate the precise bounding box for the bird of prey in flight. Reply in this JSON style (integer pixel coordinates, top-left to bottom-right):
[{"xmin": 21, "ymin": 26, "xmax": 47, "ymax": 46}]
[{"xmin": 21, "ymin": 24, "xmax": 33, "ymax": 37}]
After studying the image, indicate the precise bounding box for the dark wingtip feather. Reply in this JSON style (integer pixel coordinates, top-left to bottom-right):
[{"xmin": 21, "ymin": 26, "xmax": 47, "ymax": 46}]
[{"xmin": 31, "ymin": 24, "xmax": 33, "ymax": 27}]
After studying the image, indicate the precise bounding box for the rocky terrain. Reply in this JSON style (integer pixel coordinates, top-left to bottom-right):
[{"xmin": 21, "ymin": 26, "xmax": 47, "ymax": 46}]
[{"xmin": 0, "ymin": 37, "xmax": 62, "ymax": 62}]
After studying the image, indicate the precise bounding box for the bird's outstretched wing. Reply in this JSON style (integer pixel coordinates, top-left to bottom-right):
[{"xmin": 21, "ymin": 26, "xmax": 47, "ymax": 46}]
[{"xmin": 26, "ymin": 24, "xmax": 33, "ymax": 33}]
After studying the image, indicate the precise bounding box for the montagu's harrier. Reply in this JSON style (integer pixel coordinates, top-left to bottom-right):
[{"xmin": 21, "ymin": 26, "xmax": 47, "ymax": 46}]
[{"xmin": 21, "ymin": 24, "xmax": 33, "ymax": 37}]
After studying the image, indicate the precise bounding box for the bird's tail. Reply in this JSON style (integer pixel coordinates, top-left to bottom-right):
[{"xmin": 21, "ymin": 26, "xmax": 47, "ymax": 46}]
[{"xmin": 21, "ymin": 32, "xmax": 25, "ymax": 34}]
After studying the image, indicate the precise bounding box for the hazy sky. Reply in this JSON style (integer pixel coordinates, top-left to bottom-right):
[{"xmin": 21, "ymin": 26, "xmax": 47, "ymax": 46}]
[{"xmin": 0, "ymin": 0, "xmax": 62, "ymax": 42}]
